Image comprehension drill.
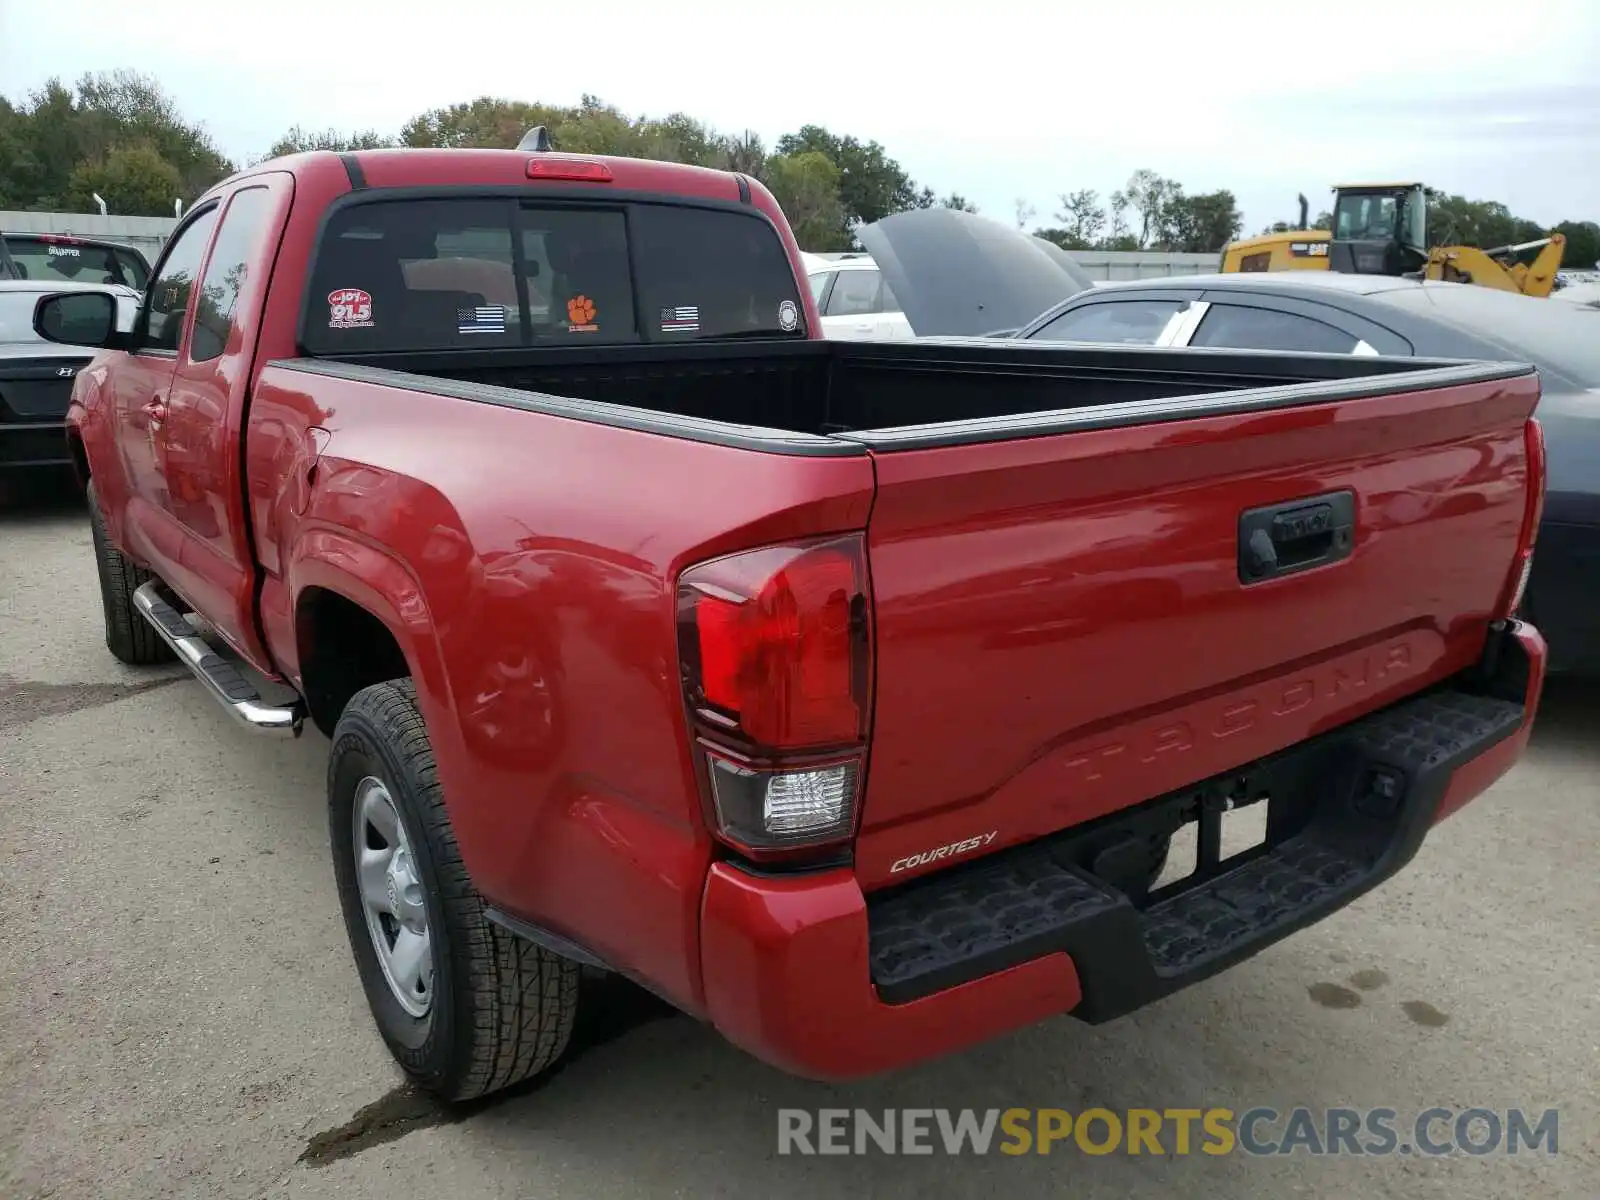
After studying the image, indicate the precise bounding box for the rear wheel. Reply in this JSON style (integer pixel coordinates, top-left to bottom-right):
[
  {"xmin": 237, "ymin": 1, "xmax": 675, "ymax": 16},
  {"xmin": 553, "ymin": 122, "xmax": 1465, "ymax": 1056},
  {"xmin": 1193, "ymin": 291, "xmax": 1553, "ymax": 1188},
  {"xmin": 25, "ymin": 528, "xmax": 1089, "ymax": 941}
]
[
  {"xmin": 87, "ymin": 481, "xmax": 173, "ymax": 666},
  {"xmin": 328, "ymin": 678, "xmax": 579, "ymax": 1101}
]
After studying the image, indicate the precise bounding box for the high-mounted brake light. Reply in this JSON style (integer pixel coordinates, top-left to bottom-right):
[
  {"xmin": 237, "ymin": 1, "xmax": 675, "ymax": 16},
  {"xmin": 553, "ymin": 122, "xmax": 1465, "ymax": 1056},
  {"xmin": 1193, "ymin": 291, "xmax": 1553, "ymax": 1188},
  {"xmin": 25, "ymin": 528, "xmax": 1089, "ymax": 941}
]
[
  {"xmin": 677, "ymin": 534, "xmax": 873, "ymax": 857},
  {"xmin": 526, "ymin": 158, "xmax": 613, "ymax": 183}
]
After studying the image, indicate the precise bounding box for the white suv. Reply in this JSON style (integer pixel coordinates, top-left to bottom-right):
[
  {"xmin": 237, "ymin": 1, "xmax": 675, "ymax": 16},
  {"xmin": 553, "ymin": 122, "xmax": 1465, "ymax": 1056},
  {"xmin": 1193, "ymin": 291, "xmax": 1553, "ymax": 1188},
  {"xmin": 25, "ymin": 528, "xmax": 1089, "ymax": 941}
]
[{"xmin": 804, "ymin": 253, "xmax": 915, "ymax": 341}]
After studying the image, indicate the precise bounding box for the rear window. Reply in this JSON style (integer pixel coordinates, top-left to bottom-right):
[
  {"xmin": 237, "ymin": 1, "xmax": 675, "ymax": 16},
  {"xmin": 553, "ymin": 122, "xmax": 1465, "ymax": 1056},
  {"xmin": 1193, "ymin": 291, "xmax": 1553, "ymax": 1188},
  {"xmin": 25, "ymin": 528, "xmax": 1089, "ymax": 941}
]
[
  {"xmin": 2, "ymin": 236, "xmax": 149, "ymax": 289},
  {"xmin": 1373, "ymin": 284, "xmax": 1600, "ymax": 389},
  {"xmin": 301, "ymin": 197, "xmax": 807, "ymax": 356}
]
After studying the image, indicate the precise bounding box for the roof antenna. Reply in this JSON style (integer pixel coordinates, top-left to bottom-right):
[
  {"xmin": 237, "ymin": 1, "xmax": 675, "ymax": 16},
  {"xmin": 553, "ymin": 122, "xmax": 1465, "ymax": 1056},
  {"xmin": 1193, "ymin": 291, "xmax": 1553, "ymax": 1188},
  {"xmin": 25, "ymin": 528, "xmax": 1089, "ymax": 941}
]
[{"xmin": 516, "ymin": 126, "xmax": 554, "ymax": 152}]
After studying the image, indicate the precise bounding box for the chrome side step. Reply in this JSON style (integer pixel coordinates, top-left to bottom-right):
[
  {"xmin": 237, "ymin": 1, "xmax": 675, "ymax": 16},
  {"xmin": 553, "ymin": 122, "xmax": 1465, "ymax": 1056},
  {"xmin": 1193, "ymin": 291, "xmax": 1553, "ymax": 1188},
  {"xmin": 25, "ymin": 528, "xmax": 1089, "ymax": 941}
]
[{"xmin": 132, "ymin": 582, "xmax": 304, "ymax": 736}]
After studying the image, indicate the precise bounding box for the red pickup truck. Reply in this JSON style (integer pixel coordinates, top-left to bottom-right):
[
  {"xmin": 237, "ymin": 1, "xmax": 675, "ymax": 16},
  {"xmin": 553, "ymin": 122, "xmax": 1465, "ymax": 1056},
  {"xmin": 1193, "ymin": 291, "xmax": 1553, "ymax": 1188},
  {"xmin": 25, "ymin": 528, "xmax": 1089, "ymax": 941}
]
[{"xmin": 36, "ymin": 143, "xmax": 1546, "ymax": 1102}]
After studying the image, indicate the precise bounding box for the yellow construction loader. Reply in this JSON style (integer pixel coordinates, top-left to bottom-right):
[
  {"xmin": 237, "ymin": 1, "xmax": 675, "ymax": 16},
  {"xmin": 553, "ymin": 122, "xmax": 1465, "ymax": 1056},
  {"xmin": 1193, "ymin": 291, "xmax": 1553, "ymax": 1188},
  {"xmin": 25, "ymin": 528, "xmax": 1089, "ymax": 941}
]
[{"xmin": 1220, "ymin": 182, "xmax": 1567, "ymax": 298}]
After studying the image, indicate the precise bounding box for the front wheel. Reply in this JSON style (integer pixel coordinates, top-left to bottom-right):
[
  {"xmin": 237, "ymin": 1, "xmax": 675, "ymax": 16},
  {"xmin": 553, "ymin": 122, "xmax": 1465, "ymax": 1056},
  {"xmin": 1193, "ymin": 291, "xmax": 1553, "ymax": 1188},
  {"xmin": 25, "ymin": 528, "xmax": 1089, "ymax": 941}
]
[{"xmin": 328, "ymin": 679, "xmax": 579, "ymax": 1101}]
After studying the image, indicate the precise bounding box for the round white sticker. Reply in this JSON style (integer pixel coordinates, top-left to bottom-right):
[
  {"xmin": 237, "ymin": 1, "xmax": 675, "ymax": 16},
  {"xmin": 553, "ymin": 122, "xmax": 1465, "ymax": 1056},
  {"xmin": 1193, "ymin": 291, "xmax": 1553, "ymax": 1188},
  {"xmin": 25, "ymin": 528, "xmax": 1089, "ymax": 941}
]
[{"xmin": 777, "ymin": 299, "xmax": 798, "ymax": 332}]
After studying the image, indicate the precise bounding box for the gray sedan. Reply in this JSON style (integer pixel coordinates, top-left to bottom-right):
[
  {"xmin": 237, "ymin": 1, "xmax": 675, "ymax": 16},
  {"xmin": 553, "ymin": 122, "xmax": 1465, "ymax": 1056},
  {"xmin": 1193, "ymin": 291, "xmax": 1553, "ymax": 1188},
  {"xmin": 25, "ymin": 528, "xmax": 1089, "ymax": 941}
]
[{"xmin": 1015, "ymin": 273, "xmax": 1600, "ymax": 674}]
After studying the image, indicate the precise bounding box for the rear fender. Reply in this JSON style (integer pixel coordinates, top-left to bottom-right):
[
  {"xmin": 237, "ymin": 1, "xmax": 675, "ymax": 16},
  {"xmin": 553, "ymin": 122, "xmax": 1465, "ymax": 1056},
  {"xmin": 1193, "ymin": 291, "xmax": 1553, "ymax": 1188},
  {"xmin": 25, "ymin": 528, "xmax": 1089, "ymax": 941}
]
[
  {"xmin": 284, "ymin": 533, "xmax": 477, "ymax": 872},
  {"xmin": 286, "ymin": 528, "xmax": 456, "ymax": 721}
]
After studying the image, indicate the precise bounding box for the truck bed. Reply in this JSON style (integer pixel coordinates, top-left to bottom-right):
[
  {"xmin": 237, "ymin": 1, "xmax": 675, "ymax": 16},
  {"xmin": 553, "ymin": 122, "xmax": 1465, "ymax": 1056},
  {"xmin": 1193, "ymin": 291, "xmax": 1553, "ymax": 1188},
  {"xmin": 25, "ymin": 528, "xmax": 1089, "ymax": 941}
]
[{"xmin": 275, "ymin": 337, "xmax": 1519, "ymax": 449}]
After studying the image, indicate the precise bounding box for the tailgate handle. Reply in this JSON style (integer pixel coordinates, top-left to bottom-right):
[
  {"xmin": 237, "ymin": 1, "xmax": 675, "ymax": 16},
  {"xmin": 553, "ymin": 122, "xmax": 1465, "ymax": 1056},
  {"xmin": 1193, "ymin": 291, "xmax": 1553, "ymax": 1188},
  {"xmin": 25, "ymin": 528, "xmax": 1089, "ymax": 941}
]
[{"xmin": 1239, "ymin": 490, "xmax": 1355, "ymax": 583}]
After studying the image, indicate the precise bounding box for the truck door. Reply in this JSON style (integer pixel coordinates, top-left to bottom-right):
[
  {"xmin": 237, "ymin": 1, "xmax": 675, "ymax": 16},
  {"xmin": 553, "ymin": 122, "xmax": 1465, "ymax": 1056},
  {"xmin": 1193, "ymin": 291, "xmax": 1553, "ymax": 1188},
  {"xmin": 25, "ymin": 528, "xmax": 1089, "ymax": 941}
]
[
  {"xmin": 156, "ymin": 176, "xmax": 293, "ymax": 665},
  {"xmin": 113, "ymin": 205, "xmax": 221, "ymax": 573}
]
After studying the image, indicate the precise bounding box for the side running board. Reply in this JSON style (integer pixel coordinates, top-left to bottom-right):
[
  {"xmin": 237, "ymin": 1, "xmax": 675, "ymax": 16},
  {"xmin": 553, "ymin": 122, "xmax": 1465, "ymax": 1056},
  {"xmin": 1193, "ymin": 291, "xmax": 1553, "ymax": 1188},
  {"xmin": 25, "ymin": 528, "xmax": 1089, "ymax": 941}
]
[{"xmin": 132, "ymin": 582, "xmax": 304, "ymax": 736}]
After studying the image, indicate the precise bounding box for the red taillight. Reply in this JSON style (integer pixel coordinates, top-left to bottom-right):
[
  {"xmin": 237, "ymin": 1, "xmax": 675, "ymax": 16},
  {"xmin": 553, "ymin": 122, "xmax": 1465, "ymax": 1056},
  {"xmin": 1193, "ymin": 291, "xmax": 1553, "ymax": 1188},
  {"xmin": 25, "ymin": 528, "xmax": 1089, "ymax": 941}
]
[
  {"xmin": 526, "ymin": 158, "xmax": 613, "ymax": 182},
  {"xmin": 677, "ymin": 534, "xmax": 873, "ymax": 856},
  {"xmin": 1499, "ymin": 418, "xmax": 1546, "ymax": 619}
]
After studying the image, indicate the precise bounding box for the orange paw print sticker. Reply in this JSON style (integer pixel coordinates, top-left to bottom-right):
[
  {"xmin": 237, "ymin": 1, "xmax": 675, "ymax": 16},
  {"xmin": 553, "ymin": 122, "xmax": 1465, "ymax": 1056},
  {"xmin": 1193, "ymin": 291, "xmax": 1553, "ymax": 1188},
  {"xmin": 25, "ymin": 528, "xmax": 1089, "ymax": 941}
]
[{"xmin": 566, "ymin": 295, "xmax": 598, "ymax": 331}]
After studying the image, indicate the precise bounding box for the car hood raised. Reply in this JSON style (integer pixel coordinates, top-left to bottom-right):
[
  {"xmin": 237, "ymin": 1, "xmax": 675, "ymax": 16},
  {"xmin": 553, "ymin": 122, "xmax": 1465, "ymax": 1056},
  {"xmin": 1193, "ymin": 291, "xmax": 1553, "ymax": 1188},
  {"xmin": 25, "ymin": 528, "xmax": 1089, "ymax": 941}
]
[{"xmin": 855, "ymin": 208, "xmax": 1094, "ymax": 338}]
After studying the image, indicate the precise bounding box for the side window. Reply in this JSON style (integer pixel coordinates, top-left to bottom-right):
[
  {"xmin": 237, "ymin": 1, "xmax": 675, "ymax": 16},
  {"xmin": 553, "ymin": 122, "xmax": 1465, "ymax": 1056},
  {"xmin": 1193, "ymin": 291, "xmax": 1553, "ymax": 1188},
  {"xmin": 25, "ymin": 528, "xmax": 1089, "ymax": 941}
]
[
  {"xmin": 144, "ymin": 208, "xmax": 220, "ymax": 353},
  {"xmin": 190, "ymin": 188, "xmax": 273, "ymax": 363},
  {"xmin": 1028, "ymin": 299, "xmax": 1185, "ymax": 345},
  {"xmin": 879, "ymin": 277, "xmax": 902, "ymax": 314},
  {"xmin": 825, "ymin": 270, "xmax": 882, "ymax": 317},
  {"xmin": 1189, "ymin": 304, "xmax": 1359, "ymax": 354},
  {"xmin": 116, "ymin": 249, "xmax": 151, "ymax": 290},
  {"xmin": 808, "ymin": 270, "xmax": 833, "ymax": 307}
]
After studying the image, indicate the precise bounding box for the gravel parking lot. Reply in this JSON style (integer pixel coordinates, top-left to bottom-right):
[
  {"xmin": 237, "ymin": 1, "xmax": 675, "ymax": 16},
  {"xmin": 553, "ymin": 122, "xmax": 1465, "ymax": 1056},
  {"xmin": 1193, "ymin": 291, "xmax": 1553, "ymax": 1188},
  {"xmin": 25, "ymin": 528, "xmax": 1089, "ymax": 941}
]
[{"xmin": 2, "ymin": 476, "xmax": 1595, "ymax": 1200}]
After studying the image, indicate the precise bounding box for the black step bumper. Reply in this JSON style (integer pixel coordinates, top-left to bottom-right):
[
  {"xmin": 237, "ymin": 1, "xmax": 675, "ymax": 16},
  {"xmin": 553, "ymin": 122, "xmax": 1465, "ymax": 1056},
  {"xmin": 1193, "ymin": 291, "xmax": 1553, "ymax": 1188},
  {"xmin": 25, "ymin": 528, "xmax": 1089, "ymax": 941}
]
[
  {"xmin": 866, "ymin": 630, "xmax": 1539, "ymax": 1020},
  {"xmin": 0, "ymin": 421, "xmax": 71, "ymax": 470}
]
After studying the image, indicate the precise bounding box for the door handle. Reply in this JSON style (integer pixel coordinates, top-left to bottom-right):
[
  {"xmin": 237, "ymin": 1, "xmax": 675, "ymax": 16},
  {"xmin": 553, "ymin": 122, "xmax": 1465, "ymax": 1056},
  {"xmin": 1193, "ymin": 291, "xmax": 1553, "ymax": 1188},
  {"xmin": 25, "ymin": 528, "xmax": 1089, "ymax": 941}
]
[
  {"xmin": 142, "ymin": 396, "xmax": 168, "ymax": 427},
  {"xmin": 1238, "ymin": 490, "xmax": 1356, "ymax": 583}
]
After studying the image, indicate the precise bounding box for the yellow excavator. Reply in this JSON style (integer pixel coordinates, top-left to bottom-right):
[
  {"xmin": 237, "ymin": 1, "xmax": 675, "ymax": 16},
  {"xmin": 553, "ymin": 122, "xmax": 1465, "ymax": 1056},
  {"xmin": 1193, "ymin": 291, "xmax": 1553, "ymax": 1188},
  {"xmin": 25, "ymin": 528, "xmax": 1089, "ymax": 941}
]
[{"xmin": 1220, "ymin": 182, "xmax": 1567, "ymax": 298}]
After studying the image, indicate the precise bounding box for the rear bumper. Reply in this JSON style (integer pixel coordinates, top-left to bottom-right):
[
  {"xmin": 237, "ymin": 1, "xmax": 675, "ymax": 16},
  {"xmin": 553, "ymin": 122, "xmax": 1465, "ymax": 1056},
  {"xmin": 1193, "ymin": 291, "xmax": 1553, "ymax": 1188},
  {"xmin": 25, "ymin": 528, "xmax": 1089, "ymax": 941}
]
[
  {"xmin": 0, "ymin": 421, "xmax": 71, "ymax": 470},
  {"xmin": 698, "ymin": 621, "xmax": 1545, "ymax": 1080}
]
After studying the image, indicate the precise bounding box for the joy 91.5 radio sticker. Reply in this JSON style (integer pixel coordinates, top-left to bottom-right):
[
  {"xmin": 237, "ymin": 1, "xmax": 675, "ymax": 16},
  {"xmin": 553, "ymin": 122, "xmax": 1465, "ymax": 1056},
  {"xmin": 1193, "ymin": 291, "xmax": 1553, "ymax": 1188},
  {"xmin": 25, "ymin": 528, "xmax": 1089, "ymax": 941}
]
[{"xmin": 328, "ymin": 288, "xmax": 374, "ymax": 329}]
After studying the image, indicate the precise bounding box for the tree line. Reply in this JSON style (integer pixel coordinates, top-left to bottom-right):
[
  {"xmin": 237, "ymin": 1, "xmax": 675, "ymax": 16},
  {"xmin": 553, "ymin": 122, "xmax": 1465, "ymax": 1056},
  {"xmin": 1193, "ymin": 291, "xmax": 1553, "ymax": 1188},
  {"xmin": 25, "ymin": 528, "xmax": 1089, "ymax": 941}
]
[{"xmin": 2, "ymin": 71, "xmax": 1596, "ymax": 270}]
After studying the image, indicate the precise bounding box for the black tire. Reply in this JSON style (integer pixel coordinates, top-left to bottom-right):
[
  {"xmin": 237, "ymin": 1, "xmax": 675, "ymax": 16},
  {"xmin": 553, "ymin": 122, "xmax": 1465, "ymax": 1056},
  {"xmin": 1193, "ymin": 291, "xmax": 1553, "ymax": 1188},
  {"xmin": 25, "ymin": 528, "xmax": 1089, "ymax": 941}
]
[
  {"xmin": 329, "ymin": 679, "xmax": 579, "ymax": 1102},
  {"xmin": 87, "ymin": 481, "xmax": 173, "ymax": 666}
]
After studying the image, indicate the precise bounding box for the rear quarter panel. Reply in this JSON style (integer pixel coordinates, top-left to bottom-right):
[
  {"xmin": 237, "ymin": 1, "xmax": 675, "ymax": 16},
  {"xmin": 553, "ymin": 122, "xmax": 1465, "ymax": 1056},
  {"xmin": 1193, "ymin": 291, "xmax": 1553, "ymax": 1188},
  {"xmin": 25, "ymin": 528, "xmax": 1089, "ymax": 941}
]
[{"xmin": 247, "ymin": 366, "xmax": 874, "ymax": 1012}]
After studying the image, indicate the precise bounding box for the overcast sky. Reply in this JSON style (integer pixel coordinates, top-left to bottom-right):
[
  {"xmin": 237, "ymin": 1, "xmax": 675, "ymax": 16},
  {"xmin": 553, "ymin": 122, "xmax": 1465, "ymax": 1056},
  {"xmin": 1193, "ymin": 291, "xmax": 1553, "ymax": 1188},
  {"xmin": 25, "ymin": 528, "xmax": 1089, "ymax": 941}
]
[{"xmin": 3, "ymin": 0, "xmax": 1597, "ymax": 236}]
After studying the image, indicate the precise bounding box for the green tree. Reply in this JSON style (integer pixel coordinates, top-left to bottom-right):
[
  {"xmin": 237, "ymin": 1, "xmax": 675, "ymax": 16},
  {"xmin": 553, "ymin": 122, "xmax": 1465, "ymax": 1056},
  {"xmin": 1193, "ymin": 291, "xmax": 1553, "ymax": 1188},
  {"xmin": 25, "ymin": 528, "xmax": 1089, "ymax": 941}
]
[
  {"xmin": 763, "ymin": 152, "xmax": 847, "ymax": 250},
  {"xmin": 72, "ymin": 70, "xmax": 232, "ymax": 201},
  {"xmin": 1053, "ymin": 189, "xmax": 1106, "ymax": 248},
  {"xmin": 64, "ymin": 141, "xmax": 184, "ymax": 215},
  {"xmin": 1120, "ymin": 169, "xmax": 1180, "ymax": 248},
  {"xmin": 0, "ymin": 71, "xmax": 232, "ymax": 213},
  {"xmin": 401, "ymin": 96, "xmax": 572, "ymax": 150},
  {"xmin": 774, "ymin": 125, "xmax": 920, "ymax": 229},
  {"xmin": 940, "ymin": 193, "xmax": 977, "ymax": 213},
  {"xmin": 1554, "ymin": 220, "xmax": 1600, "ymax": 271},
  {"xmin": 1160, "ymin": 188, "xmax": 1241, "ymax": 252},
  {"xmin": 267, "ymin": 126, "xmax": 397, "ymax": 157}
]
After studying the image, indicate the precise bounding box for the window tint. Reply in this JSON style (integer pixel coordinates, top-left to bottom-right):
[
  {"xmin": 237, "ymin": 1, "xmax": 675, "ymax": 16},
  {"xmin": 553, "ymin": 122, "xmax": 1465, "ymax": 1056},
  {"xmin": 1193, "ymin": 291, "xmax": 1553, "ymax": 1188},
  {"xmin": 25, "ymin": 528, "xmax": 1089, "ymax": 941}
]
[
  {"xmin": 1189, "ymin": 304, "xmax": 1358, "ymax": 354},
  {"xmin": 1028, "ymin": 299, "xmax": 1183, "ymax": 345},
  {"xmin": 144, "ymin": 208, "xmax": 220, "ymax": 353},
  {"xmin": 1333, "ymin": 194, "xmax": 1398, "ymax": 242},
  {"xmin": 2, "ymin": 236, "xmax": 136, "ymax": 287},
  {"xmin": 629, "ymin": 204, "xmax": 804, "ymax": 340},
  {"xmin": 190, "ymin": 188, "xmax": 273, "ymax": 363},
  {"xmin": 307, "ymin": 198, "xmax": 528, "ymax": 353},
  {"xmin": 825, "ymin": 269, "xmax": 881, "ymax": 316},
  {"xmin": 808, "ymin": 270, "xmax": 833, "ymax": 306},
  {"xmin": 303, "ymin": 198, "xmax": 804, "ymax": 355},
  {"xmin": 115, "ymin": 249, "xmax": 151, "ymax": 290},
  {"xmin": 1374, "ymin": 284, "xmax": 1600, "ymax": 388}
]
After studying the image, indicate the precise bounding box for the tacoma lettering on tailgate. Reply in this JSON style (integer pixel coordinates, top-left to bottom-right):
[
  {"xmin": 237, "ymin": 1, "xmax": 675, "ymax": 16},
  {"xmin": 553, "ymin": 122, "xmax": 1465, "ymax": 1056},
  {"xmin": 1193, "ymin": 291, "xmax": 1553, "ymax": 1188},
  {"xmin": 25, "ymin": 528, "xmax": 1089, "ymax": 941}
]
[{"xmin": 1063, "ymin": 641, "xmax": 1416, "ymax": 785}]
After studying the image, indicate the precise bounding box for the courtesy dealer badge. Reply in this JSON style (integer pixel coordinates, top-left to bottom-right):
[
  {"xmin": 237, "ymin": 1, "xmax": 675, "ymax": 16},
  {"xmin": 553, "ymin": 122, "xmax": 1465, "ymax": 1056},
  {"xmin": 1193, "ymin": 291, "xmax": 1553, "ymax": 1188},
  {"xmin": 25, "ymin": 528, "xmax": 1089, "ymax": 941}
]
[{"xmin": 328, "ymin": 288, "xmax": 374, "ymax": 329}]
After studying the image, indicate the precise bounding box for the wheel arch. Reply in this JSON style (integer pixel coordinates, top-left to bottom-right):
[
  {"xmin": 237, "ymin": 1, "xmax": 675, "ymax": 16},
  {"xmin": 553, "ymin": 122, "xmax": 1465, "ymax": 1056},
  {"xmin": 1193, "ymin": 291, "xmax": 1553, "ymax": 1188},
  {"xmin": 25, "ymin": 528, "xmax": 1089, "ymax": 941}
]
[{"xmin": 286, "ymin": 532, "xmax": 458, "ymax": 741}]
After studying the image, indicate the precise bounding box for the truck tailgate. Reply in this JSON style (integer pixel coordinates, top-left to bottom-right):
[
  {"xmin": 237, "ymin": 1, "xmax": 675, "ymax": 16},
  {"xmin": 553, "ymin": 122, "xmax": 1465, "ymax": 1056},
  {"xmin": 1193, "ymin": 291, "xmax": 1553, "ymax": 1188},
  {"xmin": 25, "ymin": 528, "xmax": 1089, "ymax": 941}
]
[{"xmin": 852, "ymin": 368, "xmax": 1539, "ymax": 889}]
